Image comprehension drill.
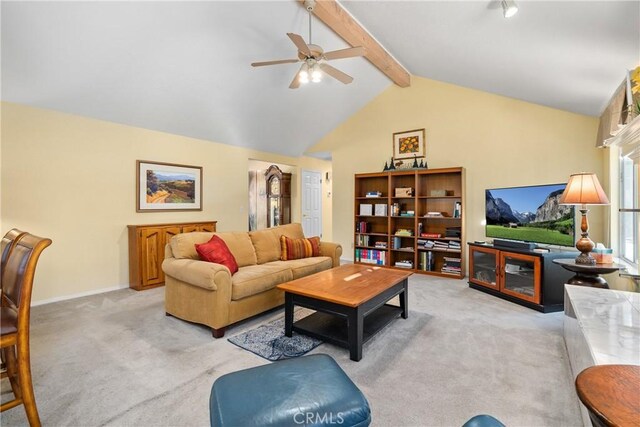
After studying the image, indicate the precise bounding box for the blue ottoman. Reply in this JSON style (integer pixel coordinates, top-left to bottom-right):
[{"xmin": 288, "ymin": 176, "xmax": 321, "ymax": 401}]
[
  {"xmin": 210, "ymin": 354, "xmax": 371, "ymax": 426},
  {"xmin": 462, "ymin": 415, "xmax": 505, "ymax": 427}
]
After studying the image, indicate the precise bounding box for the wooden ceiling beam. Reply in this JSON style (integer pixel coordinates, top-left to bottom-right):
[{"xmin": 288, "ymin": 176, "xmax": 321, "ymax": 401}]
[{"xmin": 301, "ymin": 0, "xmax": 411, "ymax": 88}]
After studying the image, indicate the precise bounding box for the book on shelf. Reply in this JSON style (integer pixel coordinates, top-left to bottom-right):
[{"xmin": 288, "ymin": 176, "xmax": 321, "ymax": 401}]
[
  {"xmin": 445, "ymin": 227, "xmax": 462, "ymax": 238},
  {"xmin": 365, "ymin": 191, "xmax": 382, "ymax": 198},
  {"xmin": 421, "ymin": 233, "xmax": 441, "ymax": 238},
  {"xmin": 441, "ymin": 256, "xmax": 461, "ymax": 274},
  {"xmin": 419, "ymin": 251, "xmax": 435, "ymax": 271},
  {"xmin": 355, "ymin": 248, "xmax": 386, "ymax": 265},
  {"xmin": 374, "ymin": 241, "xmax": 388, "ymax": 249},
  {"xmin": 425, "ymin": 211, "xmax": 445, "ymax": 217},
  {"xmin": 356, "ymin": 221, "xmax": 369, "ymax": 233},
  {"xmin": 394, "ymin": 260, "xmax": 413, "ymax": 269},
  {"xmin": 356, "ymin": 234, "xmax": 370, "ymax": 247},
  {"xmin": 392, "ymin": 236, "xmax": 401, "ymax": 249},
  {"xmin": 359, "ymin": 204, "xmax": 373, "ymax": 216}
]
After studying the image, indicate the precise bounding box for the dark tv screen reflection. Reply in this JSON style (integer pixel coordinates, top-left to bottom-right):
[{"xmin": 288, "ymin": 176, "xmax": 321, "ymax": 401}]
[{"xmin": 485, "ymin": 183, "xmax": 575, "ymax": 247}]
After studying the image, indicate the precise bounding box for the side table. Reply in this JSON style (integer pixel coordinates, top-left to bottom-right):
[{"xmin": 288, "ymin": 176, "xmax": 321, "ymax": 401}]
[
  {"xmin": 552, "ymin": 259, "xmax": 625, "ymax": 289},
  {"xmin": 575, "ymin": 364, "xmax": 640, "ymax": 427}
]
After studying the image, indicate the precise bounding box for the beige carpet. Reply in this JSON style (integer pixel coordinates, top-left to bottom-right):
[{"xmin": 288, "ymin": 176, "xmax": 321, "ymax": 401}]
[{"xmin": 0, "ymin": 275, "xmax": 582, "ymax": 426}]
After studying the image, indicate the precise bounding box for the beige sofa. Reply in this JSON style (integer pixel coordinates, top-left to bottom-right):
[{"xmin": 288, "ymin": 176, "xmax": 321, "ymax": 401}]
[{"xmin": 162, "ymin": 223, "xmax": 342, "ymax": 337}]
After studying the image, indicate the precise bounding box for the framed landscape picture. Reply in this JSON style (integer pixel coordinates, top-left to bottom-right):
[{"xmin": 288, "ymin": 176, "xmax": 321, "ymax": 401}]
[
  {"xmin": 393, "ymin": 128, "xmax": 426, "ymax": 160},
  {"xmin": 136, "ymin": 160, "xmax": 202, "ymax": 212}
]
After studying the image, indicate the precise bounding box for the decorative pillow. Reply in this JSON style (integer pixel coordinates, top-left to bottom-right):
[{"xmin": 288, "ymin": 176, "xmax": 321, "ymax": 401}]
[
  {"xmin": 280, "ymin": 236, "xmax": 321, "ymax": 261},
  {"xmin": 195, "ymin": 235, "xmax": 239, "ymax": 275}
]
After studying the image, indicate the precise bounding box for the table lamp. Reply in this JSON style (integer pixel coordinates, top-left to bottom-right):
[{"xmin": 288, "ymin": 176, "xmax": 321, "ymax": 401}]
[{"xmin": 560, "ymin": 173, "xmax": 610, "ymax": 265}]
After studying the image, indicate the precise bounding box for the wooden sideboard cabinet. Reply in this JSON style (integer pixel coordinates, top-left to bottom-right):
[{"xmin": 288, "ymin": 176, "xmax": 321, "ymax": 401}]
[{"xmin": 128, "ymin": 221, "xmax": 217, "ymax": 290}]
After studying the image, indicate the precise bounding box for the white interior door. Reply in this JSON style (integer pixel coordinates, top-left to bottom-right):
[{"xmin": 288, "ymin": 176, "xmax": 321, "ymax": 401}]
[{"xmin": 301, "ymin": 170, "xmax": 322, "ymax": 238}]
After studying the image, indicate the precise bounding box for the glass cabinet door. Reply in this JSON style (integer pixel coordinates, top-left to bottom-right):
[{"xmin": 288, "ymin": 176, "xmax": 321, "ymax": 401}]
[
  {"xmin": 500, "ymin": 253, "xmax": 541, "ymax": 303},
  {"xmin": 469, "ymin": 246, "xmax": 499, "ymax": 290}
]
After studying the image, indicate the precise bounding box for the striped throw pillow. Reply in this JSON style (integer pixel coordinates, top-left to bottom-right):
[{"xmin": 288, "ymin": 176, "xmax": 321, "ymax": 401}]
[{"xmin": 280, "ymin": 235, "xmax": 321, "ymax": 261}]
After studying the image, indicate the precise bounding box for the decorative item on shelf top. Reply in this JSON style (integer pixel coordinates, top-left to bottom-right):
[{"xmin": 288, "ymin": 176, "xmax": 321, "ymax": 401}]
[
  {"xmin": 388, "ymin": 157, "xmax": 397, "ymax": 170},
  {"xmin": 393, "ymin": 129, "xmax": 426, "ymax": 160}
]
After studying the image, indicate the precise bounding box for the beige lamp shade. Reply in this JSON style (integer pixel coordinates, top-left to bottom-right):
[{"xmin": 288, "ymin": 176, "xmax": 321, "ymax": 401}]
[{"xmin": 560, "ymin": 173, "xmax": 610, "ymax": 205}]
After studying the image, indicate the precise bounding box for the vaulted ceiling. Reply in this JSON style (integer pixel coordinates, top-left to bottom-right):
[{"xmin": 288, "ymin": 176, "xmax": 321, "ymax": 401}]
[{"xmin": 2, "ymin": 1, "xmax": 638, "ymax": 158}]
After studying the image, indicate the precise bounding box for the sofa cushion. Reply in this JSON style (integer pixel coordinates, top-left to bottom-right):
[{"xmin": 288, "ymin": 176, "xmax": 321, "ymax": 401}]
[
  {"xmin": 196, "ymin": 235, "xmax": 239, "ymax": 275},
  {"xmin": 231, "ymin": 264, "xmax": 293, "ymax": 301},
  {"xmin": 280, "ymin": 236, "xmax": 321, "ymax": 261},
  {"xmin": 275, "ymin": 223, "xmax": 305, "ymax": 239},
  {"xmin": 170, "ymin": 232, "xmax": 257, "ymax": 267},
  {"xmin": 248, "ymin": 228, "xmax": 280, "ymax": 264},
  {"xmin": 170, "ymin": 232, "xmax": 214, "ymax": 260},
  {"xmin": 265, "ymin": 257, "xmax": 332, "ymax": 279},
  {"xmin": 249, "ymin": 223, "xmax": 306, "ymax": 264},
  {"xmin": 215, "ymin": 232, "xmax": 257, "ymax": 267}
]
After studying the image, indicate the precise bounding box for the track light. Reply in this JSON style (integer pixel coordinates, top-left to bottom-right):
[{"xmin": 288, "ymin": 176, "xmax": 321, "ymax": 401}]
[{"xmin": 501, "ymin": 0, "xmax": 518, "ymax": 18}]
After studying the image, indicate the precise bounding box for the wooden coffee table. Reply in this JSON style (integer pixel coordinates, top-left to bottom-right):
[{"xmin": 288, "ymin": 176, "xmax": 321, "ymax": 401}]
[{"xmin": 277, "ymin": 264, "xmax": 412, "ymax": 361}]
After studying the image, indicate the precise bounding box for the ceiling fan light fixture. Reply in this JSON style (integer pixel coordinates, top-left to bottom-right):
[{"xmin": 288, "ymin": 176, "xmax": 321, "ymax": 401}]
[
  {"xmin": 311, "ymin": 64, "xmax": 322, "ymax": 83},
  {"xmin": 299, "ymin": 63, "xmax": 310, "ymax": 83},
  {"xmin": 501, "ymin": 0, "xmax": 518, "ymax": 18}
]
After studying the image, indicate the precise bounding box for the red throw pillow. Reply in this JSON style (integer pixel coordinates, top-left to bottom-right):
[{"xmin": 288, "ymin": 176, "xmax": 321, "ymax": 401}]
[
  {"xmin": 195, "ymin": 235, "xmax": 239, "ymax": 275},
  {"xmin": 280, "ymin": 236, "xmax": 321, "ymax": 261}
]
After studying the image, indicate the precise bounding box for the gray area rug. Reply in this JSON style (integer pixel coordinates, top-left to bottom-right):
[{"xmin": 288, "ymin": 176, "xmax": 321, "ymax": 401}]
[
  {"xmin": 227, "ymin": 312, "xmax": 322, "ymax": 361},
  {"xmin": 0, "ymin": 275, "xmax": 582, "ymax": 426}
]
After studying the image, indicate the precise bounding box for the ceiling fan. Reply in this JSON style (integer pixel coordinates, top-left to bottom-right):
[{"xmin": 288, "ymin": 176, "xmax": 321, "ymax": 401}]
[{"xmin": 251, "ymin": 0, "xmax": 366, "ymax": 89}]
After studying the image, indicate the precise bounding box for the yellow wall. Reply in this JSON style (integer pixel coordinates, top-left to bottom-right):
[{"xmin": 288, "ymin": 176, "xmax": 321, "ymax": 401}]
[
  {"xmin": 1, "ymin": 102, "xmax": 332, "ymax": 303},
  {"xmin": 311, "ymin": 76, "xmax": 606, "ymax": 270}
]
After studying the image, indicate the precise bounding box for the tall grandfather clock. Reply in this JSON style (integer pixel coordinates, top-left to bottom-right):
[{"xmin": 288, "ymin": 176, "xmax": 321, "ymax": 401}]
[{"xmin": 265, "ymin": 165, "xmax": 291, "ymax": 228}]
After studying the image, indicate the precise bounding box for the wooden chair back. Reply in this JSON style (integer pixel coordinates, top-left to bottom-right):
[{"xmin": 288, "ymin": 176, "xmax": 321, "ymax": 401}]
[
  {"xmin": 2, "ymin": 233, "xmax": 52, "ymax": 314},
  {"xmin": 1, "ymin": 229, "xmax": 27, "ymax": 278},
  {"xmin": 0, "ymin": 232, "xmax": 51, "ymax": 426}
]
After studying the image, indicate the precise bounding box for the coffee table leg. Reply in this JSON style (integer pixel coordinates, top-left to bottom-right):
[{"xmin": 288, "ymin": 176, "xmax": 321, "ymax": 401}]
[
  {"xmin": 348, "ymin": 308, "xmax": 363, "ymax": 361},
  {"xmin": 284, "ymin": 293, "xmax": 293, "ymax": 337},
  {"xmin": 400, "ymin": 279, "xmax": 409, "ymax": 319}
]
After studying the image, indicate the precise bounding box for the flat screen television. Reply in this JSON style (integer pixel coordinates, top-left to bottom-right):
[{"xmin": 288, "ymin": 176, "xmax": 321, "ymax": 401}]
[{"xmin": 485, "ymin": 183, "xmax": 575, "ymax": 247}]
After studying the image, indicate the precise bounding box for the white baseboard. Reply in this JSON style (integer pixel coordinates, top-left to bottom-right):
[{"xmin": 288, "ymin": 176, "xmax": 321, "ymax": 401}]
[
  {"xmin": 32, "ymin": 283, "xmax": 130, "ymax": 307},
  {"xmin": 340, "ymin": 257, "xmax": 353, "ymax": 264}
]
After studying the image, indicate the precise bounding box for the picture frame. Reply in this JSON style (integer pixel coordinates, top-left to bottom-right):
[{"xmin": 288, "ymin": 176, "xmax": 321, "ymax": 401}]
[
  {"xmin": 136, "ymin": 160, "xmax": 202, "ymax": 212},
  {"xmin": 393, "ymin": 128, "xmax": 426, "ymax": 160}
]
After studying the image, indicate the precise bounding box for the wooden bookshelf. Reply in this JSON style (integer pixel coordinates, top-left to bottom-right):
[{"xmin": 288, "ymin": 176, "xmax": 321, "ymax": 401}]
[{"xmin": 354, "ymin": 167, "xmax": 465, "ymax": 279}]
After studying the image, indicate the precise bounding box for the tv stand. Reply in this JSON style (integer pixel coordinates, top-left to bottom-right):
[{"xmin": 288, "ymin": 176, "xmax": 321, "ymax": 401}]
[{"xmin": 468, "ymin": 243, "xmax": 574, "ymax": 312}]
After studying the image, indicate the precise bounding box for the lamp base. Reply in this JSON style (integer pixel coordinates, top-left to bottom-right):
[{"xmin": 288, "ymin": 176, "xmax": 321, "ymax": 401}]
[{"xmin": 575, "ymin": 252, "xmax": 596, "ymax": 266}]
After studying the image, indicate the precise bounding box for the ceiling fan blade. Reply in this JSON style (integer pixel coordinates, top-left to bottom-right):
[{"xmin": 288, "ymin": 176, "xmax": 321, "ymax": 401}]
[
  {"xmin": 287, "ymin": 33, "xmax": 311, "ymax": 57},
  {"xmin": 323, "ymin": 46, "xmax": 366, "ymax": 61},
  {"xmin": 251, "ymin": 59, "xmax": 299, "ymax": 67},
  {"xmin": 319, "ymin": 63, "xmax": 354, "ymax": 84},
  {"xmin": 289, "ymin": 65, "xmax": 304, "ymax": 89}
]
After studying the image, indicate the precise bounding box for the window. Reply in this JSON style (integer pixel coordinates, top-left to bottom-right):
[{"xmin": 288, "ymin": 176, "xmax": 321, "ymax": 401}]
[{"xmin": 619, "ymin": 154, "xmax": 638, "ymax": 266}]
